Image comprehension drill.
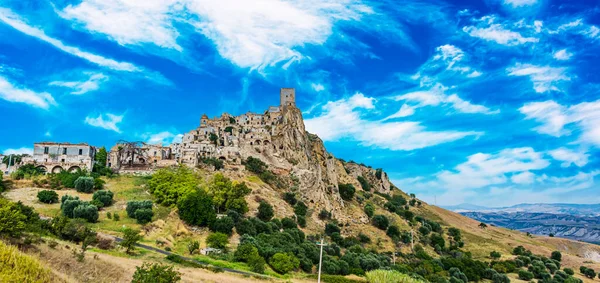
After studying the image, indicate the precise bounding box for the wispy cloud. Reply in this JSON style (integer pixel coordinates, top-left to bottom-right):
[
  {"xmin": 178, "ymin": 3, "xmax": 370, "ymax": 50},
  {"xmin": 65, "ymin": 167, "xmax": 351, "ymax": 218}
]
[
  {"xmin": 49, "ymin": 72, "xmax": 108, "ymax": 95},
  {"xmin": 305, "ymin": 92, "xmax": 482, "ymax": 151},
  {"xmin": 503, "ymin": 0, "xmax": 538, "ymax": 7},
  {"xmin": 519, "ymin": 99, "xmax": 600, "ymax": 146},
  {"xmin": 507, "ymin": 63, "xmax": 570, "ymax": 93},
  {"xmin": 463, "ymin": 16, "xmax": 538, "ymax": 46},
  {"xmin": 0, "ymin": 8, "xmax": 140, "ymax": 72},
  {"xmin": 387, "ymin": 83, "xmax": 498, "ymax": 119},
  {"xmin": 311, "ymin": 83, "xmax": 325, "ymax": 92},
  {"xmin": 142, "ymin": 131, "xmax": 182, "ymax": 145},
  {"xmin": 0, "ymin": 75, "xmax": 56, "ymax": 109},
  {"xmin": 84, "ymin": 112, "xmax": 124, "ymax": 133},
  {"xmin": 553, "ymin": 49, "xmax": 572, "ymax": 61},
  {"xmin": 548, "ymin": 147, "xmax": 589, "ymax": 168}
]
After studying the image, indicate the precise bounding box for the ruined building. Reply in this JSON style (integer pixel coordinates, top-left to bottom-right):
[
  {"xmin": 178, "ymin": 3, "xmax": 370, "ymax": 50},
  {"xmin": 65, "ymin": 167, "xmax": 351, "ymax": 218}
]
[
  {"xmin": 177, "ymin": 88, "xmax": 296, "ymax": 166},
  {"xmin": 107, "ymin": 142, "xmax": 176, "ymax": 173},
  {"xmin": 21, "ymin": 142, "xmax": 96, "ymax": 173}
]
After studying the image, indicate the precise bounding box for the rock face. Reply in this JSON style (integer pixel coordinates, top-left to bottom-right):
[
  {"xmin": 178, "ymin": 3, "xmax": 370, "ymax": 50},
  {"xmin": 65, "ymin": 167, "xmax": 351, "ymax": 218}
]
[{"xmin": 267, "ymin": 106, "xmax": 392, "ymax": 217}]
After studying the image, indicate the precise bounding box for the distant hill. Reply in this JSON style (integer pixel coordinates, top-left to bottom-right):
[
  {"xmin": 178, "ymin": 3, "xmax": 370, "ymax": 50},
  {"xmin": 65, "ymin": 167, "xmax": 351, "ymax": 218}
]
[{"xmin": 444, "ymin": 203, "xmax": 600, "ymax": 217}]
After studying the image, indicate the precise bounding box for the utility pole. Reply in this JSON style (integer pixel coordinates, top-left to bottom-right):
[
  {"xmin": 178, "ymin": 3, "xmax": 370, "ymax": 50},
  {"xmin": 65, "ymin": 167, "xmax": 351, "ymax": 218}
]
[
  {"xmin": 411, "ymin": 229, "xmax": 414, "ymax": 252},
  {"xmin": 6, "ymin": 154, "xmax": 13, "ymax": 175},
  {"xmin": 317, "ymin": 238, "xmax": 327, "ymax": 283}
]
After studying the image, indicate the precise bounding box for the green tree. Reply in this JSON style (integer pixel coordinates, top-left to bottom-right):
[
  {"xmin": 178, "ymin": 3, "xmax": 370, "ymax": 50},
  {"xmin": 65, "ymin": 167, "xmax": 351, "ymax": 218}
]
[
  {"xmin": 294, "ymin": 201, "xmax": 307, "ymax": 217},
  {"xmin": 131, "ymin": 262, "xmax": 181, "ymax": 283},
  {"xmin": 479, "ymin": 222, "xmax": 488, "ymax": 229},
  {"xmin": 0, "ymin": 198, "xmax": 26, "ymax": 237},
  {"xmin": 177, "ymin": 189, "xmax": 216, "ymax": 227},
  {"xmin": 92, "ymin": 190, "xmax": 114, "ymax": 207},
  {"xmin": 357, "ymin": 176, "xmax": 371, "ymax": 191},
  {"xmin": 364, "ymin": 203, "xmax": 375, "ymax": 218},
  {"xmin": 490, "ymin": 251, "xmax": 502, "ymax": 260},
  {"xmin": 269, "ymin": 252, "xmax": 300, "ymax": 274},
  {"xmin": 234, "ymin": 243, "xmax": 259, "ymax": 262},
  {"xmin": 120, "ymin": 227, "xmax": 143, "ymax": 254},
  {"xmin": 372, "ymin": 215, "xmax": 389, "ymax": 230},
  {"xmin": 73, "ymin": 204, "xmax": 99, "ymax": 222},
  {"xmin": 551, "ymin": 251, "xmax": 562, "ymax": 262},
  {"xmin": 37, "ymin": 190, "xmax": 59, "ymax": 204},
  {"xmin": 386, "ymin": 225, "xmax": 401, "ymax": 241},
  {"xmin": 74, "ymin": 176, "xmax": 95, "ymax": 193},
  {"xmin": 338, "ymin": 183, "xmax": 355, "ymax": 201},
  {"xmin": 134, "ymin": 208, "xmax": 154, "ymax": 224},
  {"xmin": 147, "ymin": 166, "xmax": 200, "ymax": 206},
  {"xmin": 257, "ymin": 201, "xmax": 274, "ymax": 221},
  {"xmin": 206, "ymin": 232, "xmax": 228, "ymax": 251},
  {"xmin": 249, "ymin": 254, "xmax": 266, "ymax": 274},
  {"xmin": 187, "ymin": 241, "xmax": 199, "ymax": 255},
  {"xmin": 210, "ymin": 216, "xmax": 235, "ymax": 235},
  {"xmin": 126, "ymin": 200, "xmax": 153, "ymax": 218},
  {"xmin": 208, "ymin": 174, "xmax": 251, "ymax": 213}
]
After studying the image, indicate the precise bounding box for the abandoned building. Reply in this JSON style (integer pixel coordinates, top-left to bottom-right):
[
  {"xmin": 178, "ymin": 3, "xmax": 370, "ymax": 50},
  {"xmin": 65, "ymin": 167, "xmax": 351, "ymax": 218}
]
[
  {"xmin": 107, "ymin": 142, "xmax": 177, "ymax": 173},
  {"xmin": 20, "ymin": 142, "xmax": 96, "ymax": 173},
  {"xmin": 177, "ymin": 88, "xmax": 296, "ymax": 167}
]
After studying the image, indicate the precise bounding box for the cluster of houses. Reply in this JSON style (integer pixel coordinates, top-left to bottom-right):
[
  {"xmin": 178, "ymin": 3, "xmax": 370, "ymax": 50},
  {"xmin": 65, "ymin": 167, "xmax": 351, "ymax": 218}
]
[{"xmin": 4, "ymin": 88, "xmax": 297, "ymax": 175}]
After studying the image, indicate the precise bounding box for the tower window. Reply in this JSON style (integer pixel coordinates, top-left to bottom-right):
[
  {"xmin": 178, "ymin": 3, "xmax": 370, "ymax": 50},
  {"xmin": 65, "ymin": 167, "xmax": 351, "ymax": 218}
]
[
  {"xmin": 79, "ymin": 149, "xmax": 83, "ymax": 155},
  {"xmin": 63, "ymin": 148, "xmax": 67, "ymax": 155},
  {"xmin": 44, "ymin": 147, "xmax": 49, "ymax": 154}
]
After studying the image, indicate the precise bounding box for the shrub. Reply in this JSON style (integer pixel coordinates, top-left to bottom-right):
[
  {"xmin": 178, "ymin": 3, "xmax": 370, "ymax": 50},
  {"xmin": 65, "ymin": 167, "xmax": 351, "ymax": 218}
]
[
  {"xmin": 211, "ymin": 216, "xmax": 235, "ymax": 235},
  {"xmin": 584, "ymin": 268, "xmax": 596, "ymax": 279},
  {"xmin": 134, "ymin": 208, "xmax": 154, "ymax": 224},
  {"xmin": 249, "ymin": 254, "xmax": 266, "ymax": 274},
  {"xmin": 200, "ymin": 157, "xmax": 224, "ymax": 170},
  {"xmin": 358, "ymin": 233, "xmax": 371, "ymax": 243},
  {"xmin": 490, "ymin": 251, "xmax": 501, "ymax": 259},
  {"xmin": 234, "ymin": 243, "xmax": 259, "ymax": 262},
  {"xmin": 74, "ymin": 176, "xmax": 95, "ymax": 193},
  {"xmin": 147, "ymin": 167, "xmax": 199, "ymax": 206},
  {"xmin": 113, "ymin": 213, "xmax": 120, "ymax": 221},
  {"xmin": 281, "ymin": 217, "xmax": 297, "ymax": 229},
  {"xmin": 356, "ymin": 176, "xmax": 371, "ymax": 192},
  {"xmin": 131, "ymin": 262, "xmax": 181, "ymax": 283},
  {"xmin": 551, "ymin": 251, "xmax": 562, "ymax": 262},
  {"xmin": 177, "ymin": 189, "xmax": 215, "ymax": 227},
  {"xmin": 72, "ymin": 204, "xmax": 99, "ymax": 222},
  {"xmin": 0, "ymin": 199, "xmax": 27, "ymax": 237},
  {"xmin": 564, "ymin": 268, "xmax": 574, "ymax": 276},
  {"xmin": 283, "ymin": 192, "xmax": 297, "ymax": 205},
  {"xmin": 37, "ymin": 190, "xmax": 59, "ymax": 204},
  {"xmin": 338, "ymin": 184, "xmax": 355, "ymax": 201},
  {"xmin": 90, "ymin": 199, "xmax": 104, "ymax": 209},
  {"xmin": 372, "ymin": 215, "xmax": 389, "ymax": 230},
  {"xmin": 325, "ymin": 222, "xmax": 341, "ymax": 235},
  {"xmin": 257, "ymin": 201, "xmax": 274, "ymax": 221},
  {"xmin": 236, "ymin": 219, "xmax": 256, "ymax": 236},
  {"xmin": 206, "ymin": 232, "xmax": 229, "ymax": 251},
  {"xmin": 92, "ymin": 190, "xmax": 114, "ymax": 207},
  {"xmin": 294, "ymin": 201, "xmax": 308, "ymax": 216},
  {"xmin": 492, "ymin": 273, "xmax": 510, "ymax": 283},
  {"xmin": 269, "ymin": 252, "xmax": 300, "ymax": 274},
  {"xmin": 297, "ymin": 215, "xmax": 306, "ymax": 228},
  {"xmin": 319, "ymin": 209, "xmax": 331, "ymax": 220},
  {"xmin": 386, "ymin": 225, "xmax": 401, "ymax": 241},
  {"xmin": 366, "ymin": 270, "xmax": 424, "ymax": 283},
  {"xmin": 126, "ymin": 200, "xmax": 153, "ymax": 218},
  {"xmin": 187, "ymin": 241, "xmax": 199, "ymax": 255},
  {"xmin": 61, "ymin": 198, "xmax": 84, "ymax": 218},
  {"xmin": 364, "ymin": 203, "xmax": 375, "ymax": 218},
  {"xmin": 519, "ymin": 270, "xmax": 534, "ymax": 281}
]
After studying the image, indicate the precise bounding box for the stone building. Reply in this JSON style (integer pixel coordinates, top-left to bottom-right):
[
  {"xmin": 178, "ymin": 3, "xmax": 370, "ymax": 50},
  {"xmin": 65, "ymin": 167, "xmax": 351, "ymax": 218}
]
[
  {"xmin": 107, "ymin": 142, "xmax": 176, "ymax": 173},
  {"xmin": 21, "ymin": 142, "xmax": 96, "ymax": 173},
  {"xmin": 177, "ymin": 88, "xmax": 295, "ymax": 167}
]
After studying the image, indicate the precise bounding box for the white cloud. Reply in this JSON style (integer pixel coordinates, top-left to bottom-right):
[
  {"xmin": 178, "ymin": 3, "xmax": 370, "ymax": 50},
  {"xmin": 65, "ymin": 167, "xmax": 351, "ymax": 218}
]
[
  {"xmin": 548, "ymin": 147, "xmax": 589, "ymax": 168},
  {"xmin": 0, "ymin": 8, "xmax": 140, "ymax": 72},
  {"xmin": 49, "ymin": 72, "xmax": 108, "ymax": 95},
  {"xmin": 0, "ymin": 75, "xmax": 56, "ymax": 109},
  {"xmin": 84, "ymin": 113, "xmax": 124, "ymax": 133},
  {"xmin": 507, "ymin": 63, "xmax": 570, "ymax": 93},
  {"xmin": 436, "ymin": 147, "xmax": 550, "ymax": 190},
  {"xmin": 420, "ymin": 44, "xmax": 482, "ymax": 78},
  {"xmin": 534, "ymin": 20, "xmax": 543, "ymax": 33},
  {"xmin": 58, "ymin": 0, "xmax": 377, "ymax": 71},
  {"xmin": 389, "ymin": 84, "xmax": 499, "ymax": 117},
  {"xmin": 520, "ymin": 100, "xmax": 600, "ymax": 146},
  {"xmin": 463, "ymin": 16, "xmax": 538, "ymax": 46},
  {"xmin": 2, "ymin": 147, "xmax": 33, "ymax": 155},
  {"xmin": 311, "ymin": 83, "xmax": 325, "ymax": 92},
  {"xmin": 553, "ymin": 49, "xmax": 572, "ymax": 61},
  {"xmin": 305, "ymin": 92, "xmax": 481, "ymax": 150},
  {"xmin": 511, "ymin": 171, "xmax": 535, "ymax": 184},
  {"xmin": 143, "ymin": 131, "xmax": 182, "ymax": 145},
  {"xmin": 503, "ymin": 0, "xmax": 537, "ymax": 7}
]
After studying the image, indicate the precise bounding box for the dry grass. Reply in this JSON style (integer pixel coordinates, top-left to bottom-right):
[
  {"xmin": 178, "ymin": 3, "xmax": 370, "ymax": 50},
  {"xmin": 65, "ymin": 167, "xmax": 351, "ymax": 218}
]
[{"xmin": 0, "ymin": 240, "xmax": 55, "ymax": 283}]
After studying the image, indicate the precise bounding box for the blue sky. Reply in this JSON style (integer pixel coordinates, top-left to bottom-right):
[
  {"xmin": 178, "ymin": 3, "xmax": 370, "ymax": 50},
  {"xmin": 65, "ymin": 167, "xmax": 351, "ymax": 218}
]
[{"xmin": 1, "ymin": 0, "xmax": 599, "ymax": 206}]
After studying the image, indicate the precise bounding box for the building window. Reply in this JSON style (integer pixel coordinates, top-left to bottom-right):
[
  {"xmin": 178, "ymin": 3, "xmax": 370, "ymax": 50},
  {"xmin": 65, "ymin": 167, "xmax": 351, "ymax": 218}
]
[
  {"xmin": 44, "ymin": 147, "xmax": 49, "ymax": 154},
  {"xmin": 63, "ymin": 148, "xmax": 67, "ymax": 155},
  {"xmin": 79, "ymin": 149, "xmax": 83, "ymax": 155}
]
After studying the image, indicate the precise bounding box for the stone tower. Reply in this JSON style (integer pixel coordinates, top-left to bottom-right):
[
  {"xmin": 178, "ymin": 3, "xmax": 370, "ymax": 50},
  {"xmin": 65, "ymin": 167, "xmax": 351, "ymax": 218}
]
[
  {"xmin": 280, "ymin": 88, "xmax": 296, "ymax": 108},
  {"xmin": 200, "ymin": 114, "xmax": 208, "ymax": 126}
]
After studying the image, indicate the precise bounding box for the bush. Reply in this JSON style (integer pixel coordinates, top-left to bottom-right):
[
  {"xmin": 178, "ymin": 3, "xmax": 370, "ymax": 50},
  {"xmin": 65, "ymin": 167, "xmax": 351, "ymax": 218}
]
[
  {"xmin": 147, "ymin": 167, "xmax": 199, "ymax": 206},
  {"xmin": 236, "ymin": 219, "xmax": 256, "ymax": 236},
  {"xmin": 177, "ymin": 189, "xmax": 216, "ymax": 227},
  {"xmin": 0, "ymin": 240, "xmax": 53, "ymax": 282},
  {"xmin": 584, "ymin": 268, "xmax": 596, "ymax": 279},
  {"xmin": 372, "ymin": 215, "xmax": 389, "ymax": 230},
  {"xmin": 234, "ymin": 243, "xmax": 259, "ymax": 262},
  {"xmin": 72, "ymin": 204, "xmax": 99, "ymax": 222},
  {"xmin": 113, "ymin": 213, "xmax": 120, "ymax": 221},
  {"xmin": 519, "ymin": 270, "xmax": 534, "ymax": 281},
  {"xmin": 325, "ymin": 222, "xmax": 341, "ymax": 235},
  {"xmin": 492, "ymin": 273, "xmax": 510, "ymax": 283},
  {"xmin": 61, "ymin": 198, "xmax": 83, "ymax": 218},
  {"xmin": 134, "ymin": 208, "xmax": 154, "ymax": 224},
  {"xmin": 92, "ymin": 190, "xmax": 114, "ymax": 207},
  {"xmin": 257, "ymin": 201, "xmax": 274, "ymax": 221},
  {"xmin": 551, "ymin": 251, "xmax": 562, "ymax": 262},
  {"xmin": 564, "ymin": 268, "xmax": 574, "ymax": 276},
  {"xmin": 386, "ymin": 225, "xmax": 401, "ymax": 241},
  {"xmin": 357, "ymin": 176, "xmax": 371, "ymax": 192},
  {"xmin": 490, "ymin": 251, "xmax": 501, "ymax": 259},
  {"xmin": 338, "ymin": 184, "xmax": 355, "ymax": 201},
  {"xmin": 249, "ymin": 254, "xmax": 266, "ymax": 274},
  {"xmin": 206, "ymin": 232, "xmax": 228, "ymax": 251},
  {"xmin": 120, "ymin": 228, "xmax": 142, "ymax": 254},
  {"xmin": 37, "ymin": 190, "xmax": 58, "ymax": 204},
  {"xmin": 297, "ymin": 215, "xmax": 306, "ymax": 228},
  {"xmin": 0, "ymin": 199, "xmax": 27, "ymax": 237},
  {"xmin": 126, "ymin": 201, "xmax": 153, "ymax": 218},
  {"xmin": 200, "ymin": 157, "xmax": 224, "ymax": 170},
  {"xmin": 131, "ymin": 262, "xmax": 181, "ymax": 283},
  {"xmin": 366, "ymin": 269, "xmax": 424, "ymax": 283},
  {"xmin": 364, "ymin": 203, "xmax": 375, "ymax": 218},
  {"xmin": 187, "ymin": 241, "xmax": 199, "ymax": 255},
  {"xmin": 281, "ymin": 217, "xmax": 297, "ymax": 229},
  {"xmin": 294, "ymin": 201, "xmax": 308, "ymax": 216},
  {"xmin": 269, "ymin": 252, "xmax": 300, "ymax": 274},
  {"xmin": 283, "ymin": 192, "xmax": 297, "ymax": 205},
  {"xmin": 90, "ymin": 199, "xmax": 104, "ymax": 209},
  {"xmin": 319, "ymin": 209, "xmax": 331, "ymax": 220},
  {"xmin": 358, "ymin": 233, "xmax": 371, "ymax": 243},
  {"xmin": 74, "ymin": 176, "xmax": 95, "ymax": 193},
  {"xmin": 211, "ymin": 216, "xmax": 235, "ymax": 235}
]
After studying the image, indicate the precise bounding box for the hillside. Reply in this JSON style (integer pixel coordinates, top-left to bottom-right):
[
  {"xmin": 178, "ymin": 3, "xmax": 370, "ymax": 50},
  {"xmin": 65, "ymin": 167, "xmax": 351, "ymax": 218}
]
[{"xmin": 2, "ymin": 104, "xmax": 600, "ymax": 282}]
